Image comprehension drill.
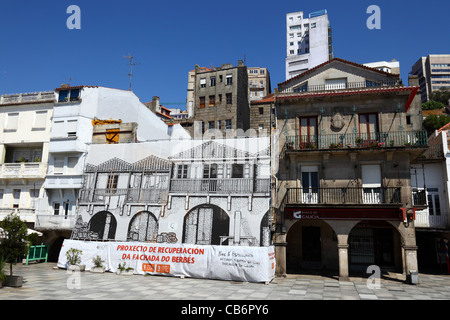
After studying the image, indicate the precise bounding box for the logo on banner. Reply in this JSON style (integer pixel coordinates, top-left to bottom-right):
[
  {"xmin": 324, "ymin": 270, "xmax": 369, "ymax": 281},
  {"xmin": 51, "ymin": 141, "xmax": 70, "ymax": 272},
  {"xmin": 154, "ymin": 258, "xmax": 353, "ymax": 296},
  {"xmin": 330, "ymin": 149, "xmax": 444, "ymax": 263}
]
[{"xmin": 293, "ymin": 210, "xmax": 319, "ymax": 220}]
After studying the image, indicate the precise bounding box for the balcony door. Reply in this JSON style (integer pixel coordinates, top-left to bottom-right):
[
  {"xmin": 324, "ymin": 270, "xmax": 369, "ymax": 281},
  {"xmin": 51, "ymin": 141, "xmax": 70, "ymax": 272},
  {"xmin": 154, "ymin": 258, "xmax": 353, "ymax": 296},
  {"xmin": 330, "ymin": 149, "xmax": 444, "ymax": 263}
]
[
  {"xmin": 202, "ymin": 164, "xmax": 218, "ymax": 192},
  {"xmin": 361, "ymin": 164, "xmax": 382, "ymax": 204},
  {"xmin": 301, "ymin": 166, "xmax": 319, "ymax": 204},
  {"xmin": 359, "ymin": 113, "xmax": 379, "ymax": 144},
  {"xmin": 299, "ymin": 116, "xmax": 318, "ymax": 148}
]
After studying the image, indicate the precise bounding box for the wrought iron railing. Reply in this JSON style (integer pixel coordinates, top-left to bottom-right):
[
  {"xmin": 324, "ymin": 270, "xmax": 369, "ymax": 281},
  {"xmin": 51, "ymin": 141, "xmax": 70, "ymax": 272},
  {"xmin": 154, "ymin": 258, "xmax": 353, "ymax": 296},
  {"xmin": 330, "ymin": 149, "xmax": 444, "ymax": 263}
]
[
  {"xmin": 286, "ymin": 187, "xmax": 402, "ymax": 205},
  {"xmin": 284, "ymin": 131, "xmax": 428, "ymax": 151}
]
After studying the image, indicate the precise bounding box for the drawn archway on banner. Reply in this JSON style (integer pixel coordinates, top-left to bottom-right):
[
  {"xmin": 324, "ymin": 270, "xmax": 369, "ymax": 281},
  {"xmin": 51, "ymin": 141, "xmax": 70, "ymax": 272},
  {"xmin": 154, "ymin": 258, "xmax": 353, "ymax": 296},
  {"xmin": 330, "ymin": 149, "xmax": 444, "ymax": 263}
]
[
  {"xmin": 182, "ymin": 204, "xmax": 230, "ymax": 246},
  {"xmin": 88, "ymin": 211, "xmax": 117, "ymax": 241},
  {"xmin": 127, "ymin": 211, "xmax": 158, "ymax": 242}
]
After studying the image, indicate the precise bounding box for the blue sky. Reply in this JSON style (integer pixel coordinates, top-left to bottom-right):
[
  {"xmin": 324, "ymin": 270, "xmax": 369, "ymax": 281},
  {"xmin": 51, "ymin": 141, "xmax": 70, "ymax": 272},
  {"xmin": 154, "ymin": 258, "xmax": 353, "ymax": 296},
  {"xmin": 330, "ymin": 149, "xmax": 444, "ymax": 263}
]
[{"xmin": 0, "ymin": 0, "xmax": 449, "ymax": 108}]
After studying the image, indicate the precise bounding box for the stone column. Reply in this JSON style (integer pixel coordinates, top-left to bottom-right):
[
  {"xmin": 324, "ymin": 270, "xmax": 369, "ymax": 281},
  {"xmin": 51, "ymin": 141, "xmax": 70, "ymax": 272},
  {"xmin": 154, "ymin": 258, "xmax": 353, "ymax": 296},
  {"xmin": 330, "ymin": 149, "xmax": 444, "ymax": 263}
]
[
  {"xmin": 403, "ymin": 245, "xmax": 419, "ymax": 284},
  {"xmin": 274, "ymin": 232, "xmax": 287, "ymax": 277},
  {"xmin": 337, "ymin": 235, "xmax": 350, "ymax": 281}
]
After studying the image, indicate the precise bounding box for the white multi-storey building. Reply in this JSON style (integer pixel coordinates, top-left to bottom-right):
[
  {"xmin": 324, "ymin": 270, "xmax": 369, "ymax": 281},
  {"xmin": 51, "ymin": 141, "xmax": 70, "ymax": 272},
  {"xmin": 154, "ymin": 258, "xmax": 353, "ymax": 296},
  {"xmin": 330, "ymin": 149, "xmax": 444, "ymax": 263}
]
[
  {"xmin": 285, "ymin": 9, "xmax": 333, "ymax": 80},
  {"xmin": 36, "ymin": 85, "xmax": 190, "ymax": 260},
  {"xmin": 0, "ymin": 91, "xmax": 55, "ymax": 226}
]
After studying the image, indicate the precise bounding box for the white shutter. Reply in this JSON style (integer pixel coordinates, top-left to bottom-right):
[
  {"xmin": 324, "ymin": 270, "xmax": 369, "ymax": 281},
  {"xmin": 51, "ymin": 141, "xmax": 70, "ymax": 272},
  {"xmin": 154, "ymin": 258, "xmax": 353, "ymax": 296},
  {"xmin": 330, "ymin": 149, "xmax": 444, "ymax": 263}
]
[{"xmin": 362, "ymin": 165, "xmax": 381, "ymax": 188}]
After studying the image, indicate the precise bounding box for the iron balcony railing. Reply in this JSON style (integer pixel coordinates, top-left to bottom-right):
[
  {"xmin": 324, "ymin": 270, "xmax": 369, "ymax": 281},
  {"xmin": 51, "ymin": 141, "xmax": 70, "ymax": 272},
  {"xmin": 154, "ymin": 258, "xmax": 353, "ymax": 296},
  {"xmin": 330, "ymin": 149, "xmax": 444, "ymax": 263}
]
[
  {"xmin": 284, "ymin": 131, "xmax": 428, "ymax": 151},
  {"xmin": 169, "ymin": 178, "xmax": 271, "ymax": 194},
  {"xmin": 286, "ymin": 187, "xmax": 402, "ymax": 205},
  {"xmin": 418, "ymin": 144, "xmax": 444, "ymax": 160}
]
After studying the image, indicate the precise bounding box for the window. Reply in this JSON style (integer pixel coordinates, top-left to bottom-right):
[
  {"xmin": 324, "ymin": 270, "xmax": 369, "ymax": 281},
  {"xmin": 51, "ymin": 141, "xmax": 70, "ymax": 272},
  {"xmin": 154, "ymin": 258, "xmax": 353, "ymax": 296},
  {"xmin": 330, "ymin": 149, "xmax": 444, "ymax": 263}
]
[
  {"xmin": 226, "ymin": 93, "xmax": 232, "ymax": 104},
  {"xmin": 311, "ymin": 23, "xmax": 316, "ymax": 28},
  {"xmin": 53, "ymin": 203, "xmax": 61, "ymax": 215},
  {"xmin": 210, "ymin": 77, "xmax": 216, "ymax": 87},
  {"xmin": 5, "ymin": 113, "xmax": 19, "ymax": 131},
  {"xmin": 107, "ymin": 174, "xmax": 118, "ymax": 190},
  {"xmin": 289, "ymin": 33, "xmax": 294, "ymax": 38},
  {"xmin": 427, "ymin": 188, "xmax": 441, "ymax": 216},
  {"xmin": 67, "ymin": 157, "xmax": 78, "ymax": 174},
  {"xmin": 259, "ymin": 124, "xmax": 264, "ymax": 130},
  {"xmin": 209, "ymin": 95, "xmax": 215, "ymax": 107},
  {"xmin": 67, "ymin": 120, "xmax": 78, "ymax": 137},
  {"xmin": 301, "ymin": 166, "xmax": 319, "ymax": 204},
  {"xmin": 177, "ymin": 164, "xmax": 188, "ymax": 179},
  {"xmin": 260, "ymin": 69, "xmax": 265, "ymax": 75},
  {"xmin": 54, "ymin": 157, "xmax": 65, "ymax": 174},
  {"xmin": 225, "ymin": 119, "xmax": 232, "ymax": 130},
  {"xmin": 58, "ymin": 89, "xmax": 80, "ymax": 102},
  {"xmin": 53, "ymin": 120, "xmax": 64, "ymax": 137},
  {"xmin": 218, "ymin": 120, "xmax": 222, "ymax": 130},
  {"xmin": 199, "ymin": 96, "xmax": 205, "ymax": 108},
  {"xmin": 219, "ymin": 75, "xmax": 223, "ymax": 83},
  {"xmin": 259, "ymin": 107, "xmax": 264, "ymax": 115},
  {"xmin": 362, "ymin": 165, "xmax": 382, "ymax": 204},
  {"xmin": 33, "ymin": 111, "xmax": 47, "ymax": 129},
  {"xmin": 218, "ymin": 94, "xmax": 222, "ymax": 103},
  {"xmin": 208, "ymin": 121, "xmax": 215, "ymax": 129},
  {"xmin": 13, "ymin": 189, "xmax": 20, "ymax": 208},
  {"xmin": 226, "ymin": 74, "xmax": 232, "ymax": 85},
  {"xmin": 200, "ymin": 78, "xmax": 206, "ymax": 88},
  {"xmin": 231, "ymin": 164, "xmax": 244, "ymax": 178},
  {"xmin": 359, "ymin": 113, "xmax": 378, "ymax": 141}
]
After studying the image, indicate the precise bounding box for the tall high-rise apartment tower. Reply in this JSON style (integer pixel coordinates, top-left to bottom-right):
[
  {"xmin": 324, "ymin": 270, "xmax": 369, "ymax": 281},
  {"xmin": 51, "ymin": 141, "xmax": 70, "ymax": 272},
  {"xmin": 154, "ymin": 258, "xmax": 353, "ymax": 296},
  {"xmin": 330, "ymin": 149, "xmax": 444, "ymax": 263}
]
[
  {"xmin": 285, "ymin": 10, "xmax": 333, "ymax": 80},
  {"xmin": 410, "ymin": 54, "xmax": 450, "ymax": 103}
]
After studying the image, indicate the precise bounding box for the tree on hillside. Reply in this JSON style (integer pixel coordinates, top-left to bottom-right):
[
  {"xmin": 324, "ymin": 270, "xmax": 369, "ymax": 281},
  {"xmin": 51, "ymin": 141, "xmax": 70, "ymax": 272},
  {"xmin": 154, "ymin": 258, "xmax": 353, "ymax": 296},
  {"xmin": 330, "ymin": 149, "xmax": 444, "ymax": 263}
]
[
  {"xmin": 423, "ymin": 115, "xmax": 450, "ymax": 136},
  {"xmin": 430, "ymin": 88, "xmax": 450, "ymax": 106},
  {"xmin": 422, "ymin": 100, "xmax": 445, "ymax": 110}
]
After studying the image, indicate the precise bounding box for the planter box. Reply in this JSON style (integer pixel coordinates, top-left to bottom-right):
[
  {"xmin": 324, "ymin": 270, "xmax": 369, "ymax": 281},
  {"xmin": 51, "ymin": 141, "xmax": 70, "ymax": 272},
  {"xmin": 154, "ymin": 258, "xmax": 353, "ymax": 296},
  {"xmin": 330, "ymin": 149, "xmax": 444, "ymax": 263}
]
[
  {"xmin": 90, "ymin": 267, "xmax": 106, "ymax": 273},
  {"xmin": 116, "ymin": 269, "xmax": 134, "ymax": 276},
  {"xmin": 5, "ymin": 275, "xmax": 23, "ymax": 287},
  {"xmin": 68, "ymin": 265, "xmax": 86, "ymax": 272}
]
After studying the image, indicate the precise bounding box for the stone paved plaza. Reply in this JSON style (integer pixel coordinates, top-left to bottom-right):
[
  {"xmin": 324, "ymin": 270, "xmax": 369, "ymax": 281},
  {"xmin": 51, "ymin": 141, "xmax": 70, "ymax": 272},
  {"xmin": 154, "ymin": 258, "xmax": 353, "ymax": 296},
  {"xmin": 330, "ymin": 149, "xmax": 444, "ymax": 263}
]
[{"xmin": 2, "ymin": 262, "xmax": 450, "ymax": 301}]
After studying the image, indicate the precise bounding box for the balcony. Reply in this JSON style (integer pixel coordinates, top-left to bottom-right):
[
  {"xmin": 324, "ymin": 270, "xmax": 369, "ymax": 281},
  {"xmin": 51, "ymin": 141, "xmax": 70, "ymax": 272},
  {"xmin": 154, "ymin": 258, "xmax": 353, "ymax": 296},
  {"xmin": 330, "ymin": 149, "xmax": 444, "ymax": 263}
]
[
  {"xmin": 169, "ymin": 178, "xmax": 270, "ymax": 194},
  {"xmin": 285, "ymin": 187, "xmax": 402, "ymax": 206},
  {"xmin": 284, "ymin": 131, "xmax": 427, "ymax": 152},
  {"xmin": 79, "ymin": 188, "xmax": 167, "ymax": 204},
  {"xmin": 280, "ymin": 79, "xmax": 401, "ymax": 94},
  {"xmin": 35, "ymin": 215, "xmax": 77, "ymax": 231},
  {"xmin": 0, "ymin": 163, "xmax": 47, "ymax": 180}
]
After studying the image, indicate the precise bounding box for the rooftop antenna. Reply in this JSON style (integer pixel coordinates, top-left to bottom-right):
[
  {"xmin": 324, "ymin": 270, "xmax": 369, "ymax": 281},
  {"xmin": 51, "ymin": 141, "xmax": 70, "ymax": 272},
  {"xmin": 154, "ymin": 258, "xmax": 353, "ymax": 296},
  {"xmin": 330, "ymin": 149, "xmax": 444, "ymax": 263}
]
[
  {"xmin": 123, "ymin": 54, "xmax": 140, "ymax": 91},
  {"xmin": 67, "ymin": 77, "xmax": 73, "ymax": 86}
]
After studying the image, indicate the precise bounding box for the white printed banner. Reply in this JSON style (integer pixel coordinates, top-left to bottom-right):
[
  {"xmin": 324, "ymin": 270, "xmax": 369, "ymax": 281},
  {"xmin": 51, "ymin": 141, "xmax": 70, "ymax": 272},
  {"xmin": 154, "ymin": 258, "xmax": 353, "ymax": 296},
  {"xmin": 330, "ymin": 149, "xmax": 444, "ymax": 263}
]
[{"xmin": 58, "ymin": 240, "xmax": 276, "ymax": 283}]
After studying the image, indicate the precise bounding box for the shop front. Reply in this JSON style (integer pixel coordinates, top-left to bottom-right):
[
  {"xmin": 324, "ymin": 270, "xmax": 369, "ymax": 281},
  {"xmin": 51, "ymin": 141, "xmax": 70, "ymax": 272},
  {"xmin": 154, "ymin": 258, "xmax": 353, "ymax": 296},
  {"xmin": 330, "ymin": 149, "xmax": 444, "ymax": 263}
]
[{"xmin": 279, "ymin": 207, "xmax": 415, "ymax": 280}]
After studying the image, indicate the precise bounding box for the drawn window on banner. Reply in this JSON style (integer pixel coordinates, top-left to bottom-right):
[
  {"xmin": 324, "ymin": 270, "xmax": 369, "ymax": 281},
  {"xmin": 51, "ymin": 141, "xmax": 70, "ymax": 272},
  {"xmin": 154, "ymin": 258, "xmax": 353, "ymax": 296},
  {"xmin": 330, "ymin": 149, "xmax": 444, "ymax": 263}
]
[
  {"xmin": 127, "ymin": 211, "xmax": 158, "ymax": 242},
  {"xmin": 183, "ymin": 205, "xmax": 230, "ymax": 245}
]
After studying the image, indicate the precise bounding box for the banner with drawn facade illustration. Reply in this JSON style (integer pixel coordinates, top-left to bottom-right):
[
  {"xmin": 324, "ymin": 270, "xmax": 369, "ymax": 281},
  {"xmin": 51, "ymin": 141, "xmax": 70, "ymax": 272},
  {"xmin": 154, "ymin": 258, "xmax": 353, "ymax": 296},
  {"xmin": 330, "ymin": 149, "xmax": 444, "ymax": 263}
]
[{"xmin": 58, "ymin": 239, "xmax": 276, "ymax": 283}]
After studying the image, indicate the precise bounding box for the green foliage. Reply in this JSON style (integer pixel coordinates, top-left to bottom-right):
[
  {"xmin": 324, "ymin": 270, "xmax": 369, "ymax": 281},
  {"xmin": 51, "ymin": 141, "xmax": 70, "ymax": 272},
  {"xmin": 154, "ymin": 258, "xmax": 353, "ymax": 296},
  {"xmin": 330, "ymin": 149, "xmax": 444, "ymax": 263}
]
[
  {"xmin": 65, "ymin": 248, "xmax": 83, "ymax": 265},
  {"xmin": 422, "ymin": 100, "xmax": 445, "ymax": 110},
  {"xmin": 92, "ymin": 255, "xmax": 104, "ymax": 268},
  {"xmin": 0, "ymin": 258, "xmax": 6, "ymax": 285},
  {"xmin": 430, "ymin": 88, "xmax": 450, "ymax": 105},
  {"xmin": 26, "ymin": 232, "xmax": 39, "ymax": 246},
  {"xmin": 423, "ymin": 115, "xmax": 450, "ymax": 136},
  {"xmin": 0, "ymin": 213, "xmax": 29, "ymax": 276}
]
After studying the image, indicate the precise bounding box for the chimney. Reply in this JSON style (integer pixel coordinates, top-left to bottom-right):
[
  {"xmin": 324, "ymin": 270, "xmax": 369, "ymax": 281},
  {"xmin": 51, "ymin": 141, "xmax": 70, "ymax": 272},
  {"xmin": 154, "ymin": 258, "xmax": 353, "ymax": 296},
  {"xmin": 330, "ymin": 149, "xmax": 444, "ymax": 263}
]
[
  {"xmin": 152, "ymin": 96, "xmax": 161, "ymax": 113},
  {"xmin": 60, "ymin": 84, "xmax": 70, "ymax": 88}
]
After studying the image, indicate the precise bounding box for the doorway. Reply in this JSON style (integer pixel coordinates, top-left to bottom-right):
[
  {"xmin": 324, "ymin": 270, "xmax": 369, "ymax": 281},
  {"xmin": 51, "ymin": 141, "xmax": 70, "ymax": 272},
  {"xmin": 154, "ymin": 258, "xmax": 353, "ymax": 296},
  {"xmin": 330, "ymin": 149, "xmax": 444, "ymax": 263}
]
[{"xmin": 302, "ymin": 226, "xmax": 321, "ymax": 263}]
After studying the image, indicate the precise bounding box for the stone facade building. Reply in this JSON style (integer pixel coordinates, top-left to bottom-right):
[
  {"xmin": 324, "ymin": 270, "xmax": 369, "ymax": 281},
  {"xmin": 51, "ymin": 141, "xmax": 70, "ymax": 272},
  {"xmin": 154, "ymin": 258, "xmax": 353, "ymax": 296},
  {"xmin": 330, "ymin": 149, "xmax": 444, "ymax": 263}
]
[
  {"xmin": 272, "ymin": 58, "xmax": 427, "ymax": 283},
  {"xmin": 187, "ymin": 61, "xmax": 250, "ymax": 138}
]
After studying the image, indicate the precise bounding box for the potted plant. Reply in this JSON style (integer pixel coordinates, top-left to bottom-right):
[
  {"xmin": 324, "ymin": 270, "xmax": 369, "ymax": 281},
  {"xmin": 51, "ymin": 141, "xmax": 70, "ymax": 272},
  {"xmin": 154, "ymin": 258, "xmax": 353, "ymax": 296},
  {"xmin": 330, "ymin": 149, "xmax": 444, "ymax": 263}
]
[
  {"xmin": 91, "ymin": 255, "xmax": 106, "ymax": 273},
  {"xmin": 65, "ymin": 248, "xmax": 85, "ymax": 271},
  {"xmin": 0, "ymin": 213, "xmax": 29, "ymax": 287},
  {"xmin": 116, "ymin": 262, "xmax": 134, "ymax": 275}
]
